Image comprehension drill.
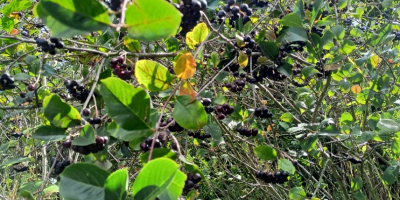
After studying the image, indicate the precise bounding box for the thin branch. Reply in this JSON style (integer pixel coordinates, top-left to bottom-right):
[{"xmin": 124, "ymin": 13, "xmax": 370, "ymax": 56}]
[
  {"xmin": 311, "ymin": 75, "xmax": 331, "ymax": 123},
  {"xmin": 80, "ymin": 58, "xmax": 106, "ymax": 114},
  {"xmin": 116, "ymin": 0, "xmax": 129, "ymax": 32}
]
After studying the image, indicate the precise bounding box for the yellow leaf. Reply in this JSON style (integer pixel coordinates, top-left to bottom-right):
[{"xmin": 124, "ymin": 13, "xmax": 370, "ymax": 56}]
[
  {"xmin": 174, "ymin": 52, "xmax": 196, "ymax": 79},
  {"xmin": 123, "ymin": 36, "xmax": 140, "ymax": 52},
  {"xmin": 369, "ymin": 54, "xmax": 381, "ymax": 68},
  {"xmin": 267, "ymin": 124, "xmax": 275, "ymax": 132},
  {"xmin": 257, "ymin": 56, "xmax": 268, "ymax": 64},
  {"xmin": 179, "ymin": 80, "xmax": 197, "ymax": 103},
  {"xmin": 324, "ymin": 63, "xmax": 341, "ymax": 71},
  {"xmin": 351, "ymin": 85, "xmax": 361, "ymax": 94},
  {"xmin": 185, "ymin": 32, "xmax": 197, "ymax": 49},
  {"xmin": 261, "ymin": 100, "xmax": 268, "ymax": 105},
  {"xmin": 192, "ymin": 22, "xmax": 209, "ymax": 43},
  {"xmin": 238, "ymin": 52, "xmax": 248, "ymax": 68}
]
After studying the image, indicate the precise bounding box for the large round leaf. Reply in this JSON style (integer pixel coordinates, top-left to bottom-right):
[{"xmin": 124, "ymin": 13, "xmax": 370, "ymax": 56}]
[
  {"xmin": 173, "ymin": 96, "xmax": 207, "ymax": 130},
  {"xmin": 125, "ymin": 0, "xmax": 181, "ymax": 41}
]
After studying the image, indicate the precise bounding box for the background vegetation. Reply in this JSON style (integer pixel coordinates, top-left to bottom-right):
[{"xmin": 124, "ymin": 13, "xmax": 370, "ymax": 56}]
[{"xmin": 1, "ymin": 0, "xmax": 400, "ymax": 199}]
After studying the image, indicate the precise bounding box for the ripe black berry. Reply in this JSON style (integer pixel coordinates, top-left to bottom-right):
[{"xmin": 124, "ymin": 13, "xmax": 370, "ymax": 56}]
[
  {"xmin": 240, "ymin": 3, "xmax": 249, "ymax": 12},
  {"xmin": 28, "ymin": 84, "xmax": 35, "ymax": 91},
  {"xmin": 62, "ymin": 139, "xmax": 72, "ymax": 148},
  {"xmin": 217, "ymin": 10, "xmax": 226, "ymax": 18},
  {"xmin": 82, "ymin": 108, "xmax": 91, "ymax": 116},
  {"xmin": 20, "ymin": 92, "xmax": 26, "ymax": 98}
]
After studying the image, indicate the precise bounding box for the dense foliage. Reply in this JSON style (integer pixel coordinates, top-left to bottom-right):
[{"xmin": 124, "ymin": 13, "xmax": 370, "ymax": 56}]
[{"xmin": 1, "ymin": 0, "xmax": 400, "ymax": 199}]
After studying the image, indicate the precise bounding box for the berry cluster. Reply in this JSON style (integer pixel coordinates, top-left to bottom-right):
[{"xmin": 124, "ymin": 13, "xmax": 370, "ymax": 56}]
[
  {"xmin": 292, "ymin": 62, "xmax": 302, "ymax": 76},
  {"xmin": 304, "ymin": 2, "xmax": 313, "ymax": 11},
  {"xmin": 35, "ymin": 37, "xmax": 64, "ymax": 55},
  {"xmin": 218, "ymin": 1, "xmax": 253, "ymax": 26},
  {"xmin": 344, "ymin": 17, "xmax": 353, "ymax": 26},
  {"xmin": 106, "ymin": 0, "xmax": 121, "ymax": 11},
  {"xmin": 311, "ymin": 26, "xmax": 324, "ymax": 37},
  {"xmin": 251, "ymin": 66, "xmax": 286, "ymax": 83},
  {"xmin": 236, "ymin": 126, "xmax": 258, "ymax": 137},
  {"xmin": 200, "ymin": 98, "xmax": 214, "ymax": 113},
  {"xmin": 174, "ymin": 0, "xmax": 207, "ymax": 36},
  {"xmin": 254, "ymin": 107, "xmax": 272, "ymax": 118},
  {"xmin": 140, "ymin": 137, "xmax": 162, "ymax": 152},
  {"xmin": 223, "ymin": 78, "xmax": 245, "ymax": 92},
  {"xmin": 64, "ymin": 79, "xmax": 90, "ymax": 103},
  {"xmin": 187, "ymin": 130, "xmax": 212, "ymax": 140},
  {"xmin": 215, "ymin": 103, "xmax": 235, "ymax": 120},
  {"xmin": 10, "ymin": 132, "xmax": 23, "ymax": 138},
  {"xmin": 13, "ymin": 165, "xmax": 29, "ymax": 172},
  {"xmin": 63, "ymin": 136, "xmax": 108, "ymax": 155},
  {"xmin": 280, "ymin": 41, "xmax": 306, "ymax": 56},
  {"xmin": 87, "ymin": 117, "xmax": 102, "ymax": 125},
  {"xmin": 50, "ymin": 159, "xmax": 71, "ymax": 174},
  {"xmin": 0, "ymin": 73, "xmax": 16, "ymax": 90},
  {"xmin": 255, "ymin": 170, "xmax": 289, "ymax": 184},
  {"xmin": 183, "ymin": 173, "xmax": 202, "ymax": 193},
  {"xmin": 162, "ymin": 118, "xmax": 184, "ymax": 132},
  {"xmin": 110, "ymin": 56, "xmax": 133, "ymax": 80},
  {"xmin": 393, "ymin": 31, "xmax": 400, "ymax": 41},
  {"xmin": 249, "ymin": 0, "xmax": 268, "ymax": 7},
  {"xmin": 328, "ymin": 0, "xmax": 336, "ymax": 7}
]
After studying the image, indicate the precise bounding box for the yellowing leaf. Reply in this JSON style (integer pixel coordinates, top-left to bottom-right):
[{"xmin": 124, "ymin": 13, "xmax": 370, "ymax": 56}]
[
  {"xmin": 185, "ymin": 32, "xmax": 196, "ymax": 49},
  {"xmin": 174, "ymin": 52, "xmax": 196, "ymax": 79},
  {"xmin": 324, "ymin": 63, "xmax": 341, "ymax": 71},
  {"xmin": 192, "ymin": 22, "xmax": 209, "ymax": 44},
  {"xmin": 238, "ymin": 52, "xmax": 248, "ymax": 68},
  {"xmin": 123, "ymin": 36, "xmax": 140, "ymax": 52},
  {"xmin": 179, "ymin": 80, "xmax": 197, "ymax": 103},
  {"xmin": 351, "ymin": 85, "xmax": 361, "ymax": 94},
  {"xmin": 10, "ymin": 29, "xmax": 19, "ymax": 35},
  {"xmin": 261, "ymin": 100, "xmax": 268, "ymax": 105},
  {"xmin": 267, "ymin": 124, "xmax": 275, "ymax": 132},
  {"xmin": 370, "ymin": 54, "xmax": 381, "ymax": 68}
]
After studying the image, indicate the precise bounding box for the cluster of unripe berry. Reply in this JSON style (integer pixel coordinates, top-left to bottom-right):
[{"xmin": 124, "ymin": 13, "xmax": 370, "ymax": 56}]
[
  {"xmin": 140, "ymin": 137, "xmax": 163, "ymax": 152},
  {"xmin": 187, "ymin": 130, "xmax": 211, "ymax": 140},
  {"xmin": 255, "ymin": 170, "xmax": 289, "ymax": 184},
  {"xmin": 35, "ymin": 37, "xmax": 64, "ymax": 55},
  {"xmin": 254, "ymin": 107, "xmax": 273, "ymax": 118},
  {"xmin": 0, "ymin": 73, "xmax": 16, "ymax": 90},
  {"xmin": 64, "ymin": 79, "xmax": 90, "ymax": 103},
  {"xmin": 50, "ymin": 159, "xmax": 71, "ymax": 174},
  {"xmin": 62, "ymin": 136, "xmax": 108, "ymax": 155},
  {"xmin": 215, "ymin": 103, "xmax": 235, "ymax": 120},
  {"xmin": 224, "ymin": 78, "xmax": 246, "ymax": 93},
  {"xmin": 13, "ymin": 165, "xmax": 29, "ymax": 172},
  {"xmin": 218, "ymin": 1, "xmax": 253, "ymax": 26},
  {"xmin": 161, "ymin": 118, "xmax": 184, "ymax": 132},
  {"xmin": 183, "ymin": 173, "xmax": 202, "ymax": 193},
  {"xmin": 172, "ymin": 0, "xmax": 207, "ymax": 36},
  {"xmin": 236, "ymin": 126, "xmax": 258, "ymax": 137},
  {"xmin": 110, "ymin": 56, "xmax": 133, "ymax": 80}
]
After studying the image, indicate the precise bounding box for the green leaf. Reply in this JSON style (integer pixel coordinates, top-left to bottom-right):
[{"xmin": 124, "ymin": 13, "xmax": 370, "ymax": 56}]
[
  {"xmin": 104, "ymin": 169, "xmax": 128, "ymax": 200},
  {"xmin": 2, "ymin": 0, "xmax": 32, "ymax": 16},
  {"xmin": 341, "ymin": 39, "xmax": 356, "ymax": 54},
  {"xmin": 1, "ymin": 157, "xmax": 32, "ymax": 167},
  {"xmin": 254, "ymin": 145, "xmax": 277, "ymax": 161},
  {"xmin": 158, "ymin": 169, "xmax": 186, "ymax": 200},
  {"xmin": 1, "ymin": 17, "xmax": 15, "ymax": 33},
  {"xmin": 43, "ymin": 94, "xmax": 81, "ymax": 128},
  {"xmin": 108, "ymin": 121, "xmax": 152, "ymax": 142},
  {"xmin": 351, "ymin": 177, "xmax": 363, "ymax": 191},
  {"xmin": 293, "ymin": 0, "xmax": 305, "ymax": 19},
  {"xmin": 289, "ymin": 187, "xmax": 306, "ymax": 200},
  {"xmin": 377, "ymin": 119, "xmax": 400, "ymax": 132},
  {"xmin": 99, "ymin": 77, "xmax": 152, "ymax": 131},
  {"xmin": 340, "ymin": 112, "xmax": 353, "ymax": 124},
  {"xmin": 279, "ymin": 13, "xmax": 303, "ymax": 27},
  {"xmin": 383, "ymin": 164, "xmax": 399, "ymax": 185},
  {"xmin": 123, "ymin": 37, "xmax": 141, "ymax": 52},
  {"xmin": 211, "ymin": 52, "xmax": 220, "ymax": 66},
  {"xmin": 33, "ymin": 2, "xmax": 88, "ymax": 38},
  {"xmin": 392, "ymin": 132, "xmax": 400, "ymax": 157},
  {"xmin": 165, "ymin": 37, "xmax": 179, "ymax": 52},
  {"xmin": 281, "ymin": 113, "xmax": 294, "ymax": 123},
  {"xmin": 192, "ymin": 22, "xmax": 209, "ymax": 43},
  {"xmin": 259, "ymin": 41, "xmax": 279, "ymax": 61},
  {"xmin": 282, "ymin": 27, "xmax": 308, "ymax": 42},
  {"xmin": 203, "ymin": 123, "xmax": 223, "ymax": 147},
  {"xmin": 318, "ymin": 125, "xmax": 340, "ymax": 136},
  {"xmin": 278, "ymin": 159, "xmax": 296, "ymax": 174},
  {"xmin": 254, "ymin": 29, "xmax": 266, "ymax": 43},
  {"xmin": 382, "ymin": 0, "xmax": 393, "ymax": 8},
  {"xmin": 140, "ymin": 148, "xmax": 178, "ymax": 164},
  {"xmin": 32, "ymin": 125, "xmax": 67, "ymax": 141},
  {"xmin": 60, "ymin": 163, "xmax": 110, "ymax": 200},
  {"xmin": 134, "ymin": 60, "xmax": 173, "ymax": 92},
  {"xmin": 330, "ymin": 25, "xmax": 345, "ymax": 40},
  {"xmin": 72, "ymin": 124, "xmax": 96, "ymax": 146},
  {"xmin": 36, "ymin": 0, "xmax": 110, "ymax": 34},
  {"xmin": 310, "ymin": 0, "xmax": 323, "ymax": 26},
  {"xmin": 173, "ymin": 96, "xmax": 207, "ymax": 130},
  {"xmin": 125, "ymin": 0, "xmax": 181, "ymax": 41},
  {"xmin": 132, "ymin": 158, "xmax": 185, "ymax": 200}
]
